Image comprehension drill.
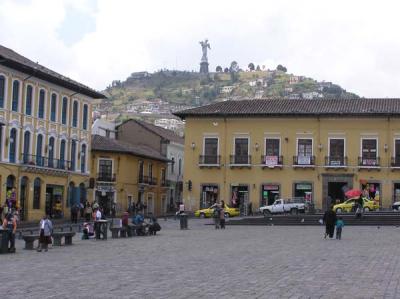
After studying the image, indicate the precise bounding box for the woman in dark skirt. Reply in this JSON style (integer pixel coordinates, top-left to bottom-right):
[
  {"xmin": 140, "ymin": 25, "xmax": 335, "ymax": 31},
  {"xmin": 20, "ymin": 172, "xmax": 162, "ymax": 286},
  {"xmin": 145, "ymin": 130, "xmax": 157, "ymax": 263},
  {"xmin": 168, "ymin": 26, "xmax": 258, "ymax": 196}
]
[
  {"xmin": 38, "ymin": 214, "xmax": 53, "ymax": 252},
  {"xmin": 323, "ymin": 205, "xmax": 337, "ymax": 239}
]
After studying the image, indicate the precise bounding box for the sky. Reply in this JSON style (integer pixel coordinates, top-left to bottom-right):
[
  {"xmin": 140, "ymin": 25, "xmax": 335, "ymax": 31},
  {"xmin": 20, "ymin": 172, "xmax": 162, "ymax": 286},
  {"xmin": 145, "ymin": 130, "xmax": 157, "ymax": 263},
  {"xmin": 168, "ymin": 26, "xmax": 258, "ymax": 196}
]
[{"xmin": 1, "ymin": 0, "xmax": 400, "ymax": 97}]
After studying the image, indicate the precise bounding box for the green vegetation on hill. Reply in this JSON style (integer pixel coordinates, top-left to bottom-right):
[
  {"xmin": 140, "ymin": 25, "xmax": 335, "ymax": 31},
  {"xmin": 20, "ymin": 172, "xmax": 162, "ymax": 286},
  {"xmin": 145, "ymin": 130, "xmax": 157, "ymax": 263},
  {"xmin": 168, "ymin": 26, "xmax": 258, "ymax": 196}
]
[{"xmin": 102, "ymin": 68, "xmax": 359, "ymax": 113}]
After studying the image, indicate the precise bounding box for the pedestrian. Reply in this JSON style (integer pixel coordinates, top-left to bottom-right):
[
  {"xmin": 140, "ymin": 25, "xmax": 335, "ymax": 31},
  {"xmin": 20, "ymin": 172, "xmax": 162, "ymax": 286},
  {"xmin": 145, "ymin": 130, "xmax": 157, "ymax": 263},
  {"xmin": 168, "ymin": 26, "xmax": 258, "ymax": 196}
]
[
  {"xmin": 211, "ymin": 202, "xmax": 221, "ymax": 229},
  {"xmin": 84, "ymin": 202, "xmax": 92, "ymax": 222},
  {"xmin": 323, "ymin": 205, "xmax": 337, "ymax": 239},
  {"xmin": 336, "ymin": 217, "xmax": 344, "ymax": 240},
  {"xmin": 220, "ymin": 200, "xmax": 226, "ymax": 229},
  {"xmin": 355, "ymin": 195, "xmax": 364, "ymax": 219},
  {"xmin": 37, "ymin": 215, "xmax": 53, "ymax": 252},
  {"xmin": 2, "ymin": 212, "xmax": 17, "ymax": 253}
]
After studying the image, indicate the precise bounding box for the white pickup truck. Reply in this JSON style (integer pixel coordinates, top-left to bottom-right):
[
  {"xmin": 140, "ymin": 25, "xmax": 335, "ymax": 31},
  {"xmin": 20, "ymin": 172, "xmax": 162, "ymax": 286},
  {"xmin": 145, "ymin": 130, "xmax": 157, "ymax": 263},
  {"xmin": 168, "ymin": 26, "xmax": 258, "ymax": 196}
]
[{"xmin": 259, "ymin": 198, "xmax": 305, "ymax": 215}]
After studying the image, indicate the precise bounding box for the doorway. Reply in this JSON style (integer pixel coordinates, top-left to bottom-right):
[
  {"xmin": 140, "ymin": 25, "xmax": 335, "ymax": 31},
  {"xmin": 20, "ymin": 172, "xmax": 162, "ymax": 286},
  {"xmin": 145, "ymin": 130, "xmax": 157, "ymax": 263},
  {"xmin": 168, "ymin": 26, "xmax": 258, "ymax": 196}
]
[
  {"xmin": 46, "ymin": 185, "xmax": 64, "ymax": 219},
  {"xmin": 19, "ymin": 177, "xmax": 29, "ymax": 221},
  {"xmin": 261, "ymin": 184, "xmax": 280, "ymax": 206},
  {"xmin": 231, "ymin": 185, "xmax": 249, "ymax": 216},
  {"xmin": 328, "ymin": 182, "xmax": 348, "ymax": 205}
]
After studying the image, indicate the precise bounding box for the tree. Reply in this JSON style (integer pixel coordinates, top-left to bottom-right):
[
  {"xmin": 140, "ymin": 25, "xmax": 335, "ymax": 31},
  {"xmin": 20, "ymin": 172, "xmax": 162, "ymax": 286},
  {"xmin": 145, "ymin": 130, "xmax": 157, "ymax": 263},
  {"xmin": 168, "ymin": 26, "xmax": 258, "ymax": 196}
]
[
  {"xmin": 216, "ymin": 66, "xmax": 222, "ymax": 72},
  {"xmin": 276, "ymin": 64, "xmax": 287, "ymax": 72},
  {"xmin": 256, "ymin": 65, "xmax": 261, "ymax": 71},
  {"xmin": 248, "ymin": 63, "xmax": 255, "ymax": 71},
  {"xmin": 224, "ymin": 67, "xmax": 229, "ymax": 73}
]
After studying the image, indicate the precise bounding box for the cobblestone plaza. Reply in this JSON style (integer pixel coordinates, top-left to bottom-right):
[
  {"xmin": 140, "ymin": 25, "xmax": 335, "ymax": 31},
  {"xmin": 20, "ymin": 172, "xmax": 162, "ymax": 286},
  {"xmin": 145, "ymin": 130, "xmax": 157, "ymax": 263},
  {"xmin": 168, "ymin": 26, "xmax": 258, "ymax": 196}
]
[{"xmin": 2, "ymin": 220, "xmax": 400, "ymax": 299}]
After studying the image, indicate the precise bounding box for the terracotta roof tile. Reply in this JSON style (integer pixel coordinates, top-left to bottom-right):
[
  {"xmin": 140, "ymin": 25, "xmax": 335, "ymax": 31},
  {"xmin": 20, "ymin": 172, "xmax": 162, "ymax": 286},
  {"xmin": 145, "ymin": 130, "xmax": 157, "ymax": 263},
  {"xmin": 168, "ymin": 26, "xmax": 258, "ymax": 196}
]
[
  {"xmin": 91, "ymin": 135, "xmax": 169, "ymax": 162},
  {"xmin": 174, "ymin": 98, "xmax": 400, "ymax": 119}
]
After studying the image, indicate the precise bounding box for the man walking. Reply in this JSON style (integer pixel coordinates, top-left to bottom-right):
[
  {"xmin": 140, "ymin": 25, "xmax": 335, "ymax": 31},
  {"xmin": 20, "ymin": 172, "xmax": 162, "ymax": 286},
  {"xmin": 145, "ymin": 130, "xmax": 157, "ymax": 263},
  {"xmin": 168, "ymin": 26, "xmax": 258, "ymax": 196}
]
[{"xmin": 2, "ymin": 212, "xmax": 17, "ymax": 252}]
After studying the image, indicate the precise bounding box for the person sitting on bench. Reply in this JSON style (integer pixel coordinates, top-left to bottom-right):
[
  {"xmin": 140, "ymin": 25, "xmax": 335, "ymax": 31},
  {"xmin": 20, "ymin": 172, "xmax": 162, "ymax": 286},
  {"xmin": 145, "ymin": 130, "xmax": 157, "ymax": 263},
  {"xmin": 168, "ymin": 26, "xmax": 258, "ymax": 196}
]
[{"xmin": 82, "ymin": 222, "xmax": 94, "ymax": 239}]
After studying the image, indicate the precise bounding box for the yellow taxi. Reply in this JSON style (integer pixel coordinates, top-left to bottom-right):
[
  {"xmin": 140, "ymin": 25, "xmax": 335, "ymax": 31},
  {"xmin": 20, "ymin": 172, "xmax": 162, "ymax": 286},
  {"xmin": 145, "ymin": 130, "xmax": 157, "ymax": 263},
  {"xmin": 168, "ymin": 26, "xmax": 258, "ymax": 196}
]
[
  {"xmin": 194, "ymin": 205, "xmax": 240, "ymax": 218},
  {"xmin": 333, "ymin": 197, "xmax": 379, "ymax": 213}
]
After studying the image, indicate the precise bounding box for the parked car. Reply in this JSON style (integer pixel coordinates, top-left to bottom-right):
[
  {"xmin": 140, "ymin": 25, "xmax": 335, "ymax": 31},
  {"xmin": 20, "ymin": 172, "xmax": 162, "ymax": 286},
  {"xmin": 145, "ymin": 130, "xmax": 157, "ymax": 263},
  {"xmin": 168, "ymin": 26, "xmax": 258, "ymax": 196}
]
[
  {"xmin": 392, "ymin": 201, "xmax": 400, "ymax": 210},
  {"xmin": 259, "ymin": 198, "xmax": 305, "ymax": 215},
  {"xmin": 194, "ymin": 205, "xmax": 240, "ymax": 218},
  {"xmin": 333, "ymin": 198, "xmax": 379, "ymax": 213}
]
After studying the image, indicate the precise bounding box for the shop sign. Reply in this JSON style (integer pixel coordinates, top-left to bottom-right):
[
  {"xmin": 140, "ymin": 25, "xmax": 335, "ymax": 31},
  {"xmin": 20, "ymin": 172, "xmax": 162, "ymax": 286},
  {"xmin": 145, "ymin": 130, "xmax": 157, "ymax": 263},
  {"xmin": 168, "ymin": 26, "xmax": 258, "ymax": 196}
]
[
  {"xmin": 296, "ymin": 184, "xmax": 312, "ymax": 190},
  {"xmin": 265, "ymin": 156, "xmax": 278, "ymax": 166},
  {"xmin": 297, "ymin": 156, "xmax": 311, "ymax": 165},
  {"xmin": 263, "ymin": 184, "xmax": 279, "ymax": 191}
]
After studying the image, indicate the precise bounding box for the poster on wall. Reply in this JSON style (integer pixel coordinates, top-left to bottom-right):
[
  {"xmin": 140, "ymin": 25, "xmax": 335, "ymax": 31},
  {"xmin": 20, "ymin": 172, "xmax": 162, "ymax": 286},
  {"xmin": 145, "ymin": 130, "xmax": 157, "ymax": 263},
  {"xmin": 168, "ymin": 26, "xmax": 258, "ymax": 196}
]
[
  {"xmin": 297, "ymin": 156, "xmax": 311, "ymax": 165},
  {"xmin": 265, "ymin": 156, "xmax": 278, "ymax": 166}
]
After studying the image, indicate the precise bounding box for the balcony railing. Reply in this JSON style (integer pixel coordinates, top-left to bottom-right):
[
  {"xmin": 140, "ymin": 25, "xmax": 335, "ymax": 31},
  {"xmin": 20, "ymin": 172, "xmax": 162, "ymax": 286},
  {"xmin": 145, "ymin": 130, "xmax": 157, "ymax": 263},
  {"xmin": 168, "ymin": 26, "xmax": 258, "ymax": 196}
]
[
  {"xmin": 21, "ymin": 154, "xmax": 71, "ymax": 170},
  {"xmin": 293, "ymin": 155, "xmax": 315, "ymax": 166},
  {"xmin": 261, "ymin": 155, "xmax": 283, "ymax": 167},
  {"xmin": 97, "ymin": 173, "xmax": 116, "ymax": 182},
  {"xmin": 199, "ymin": 155, "xmax": 221, "ymax": 166},
  {"xmin": 149, "ymin": 177, "xmax": 158, "ymax": 186},
  {"xmin": 138, "ymin": 175, "xmax": 149, "ymax": 184},
  {"xmin": 161, "ymin": 179, "xmax": 171, "ymax": 187},
  {"xmin": 358, "ymin": 157, "xmax": 380, "ymax": 167},
  {"xmin": 230, "ymin": 155, "xmax": 251, "ymax": 165},
  {"xmin": 391, "ymin": 157, "xmax": 400, "ymax": 167},
  {"xmin": 325, "ymin": 156, "xmax": 348, "ymax": 167}
]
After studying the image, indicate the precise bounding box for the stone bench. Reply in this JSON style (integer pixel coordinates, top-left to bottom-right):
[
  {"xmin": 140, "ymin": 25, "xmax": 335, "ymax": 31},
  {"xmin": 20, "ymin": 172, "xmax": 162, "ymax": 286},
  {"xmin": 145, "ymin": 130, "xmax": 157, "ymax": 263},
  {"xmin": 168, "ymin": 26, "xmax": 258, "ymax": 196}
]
[
  {"xmin": 22, "ymin": 234, "xmax": 39, "ymax": 250},
  {"xmin": 52, "ymin": 232, "xmax": 76, "ymax": 246}
]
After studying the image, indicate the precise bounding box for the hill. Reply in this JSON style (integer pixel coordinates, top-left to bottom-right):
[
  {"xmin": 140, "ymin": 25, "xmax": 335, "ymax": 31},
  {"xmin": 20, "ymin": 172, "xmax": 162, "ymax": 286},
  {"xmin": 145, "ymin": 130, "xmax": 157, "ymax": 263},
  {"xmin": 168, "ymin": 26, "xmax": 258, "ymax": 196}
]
[{"xmin": 95, "ymin": 68, "xmax": 359, "ymax": 127}]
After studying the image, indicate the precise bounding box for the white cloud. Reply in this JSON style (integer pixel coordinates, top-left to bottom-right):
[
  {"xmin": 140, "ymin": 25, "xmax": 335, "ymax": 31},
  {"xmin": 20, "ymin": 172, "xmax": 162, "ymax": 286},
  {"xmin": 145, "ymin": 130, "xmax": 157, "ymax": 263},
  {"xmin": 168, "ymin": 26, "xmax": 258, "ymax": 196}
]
[{"xmin": 1, "ymin": 0, "xmax": 400, "ymax": 97}]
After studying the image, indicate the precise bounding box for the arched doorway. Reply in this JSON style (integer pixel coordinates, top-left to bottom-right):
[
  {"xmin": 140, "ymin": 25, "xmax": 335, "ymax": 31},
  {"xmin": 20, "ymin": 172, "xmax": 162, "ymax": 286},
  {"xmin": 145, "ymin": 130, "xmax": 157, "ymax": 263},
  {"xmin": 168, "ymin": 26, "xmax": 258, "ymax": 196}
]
[
  {"xmin": 20, "ymin": 177, "xmax": 29, "ymax": 221},
  {"xmin": 6, "ymin": 174, "xmax": 16, "ymax": 210},
  {"xmin": 79, "ymin": 183, "xmax": 87, "ymax": 218}
]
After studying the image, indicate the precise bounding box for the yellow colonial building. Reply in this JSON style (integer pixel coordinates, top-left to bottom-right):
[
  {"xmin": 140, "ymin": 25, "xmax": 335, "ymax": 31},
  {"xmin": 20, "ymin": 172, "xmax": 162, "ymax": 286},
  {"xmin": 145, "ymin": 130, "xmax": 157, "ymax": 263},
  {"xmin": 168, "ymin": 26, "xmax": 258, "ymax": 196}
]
[
  {"xmin": 176, "ymin": 98, "xmax": 400, "ymax": 212},
  {"xmin": 0, "ymin": 44, "xmax": 105, "ymax": 221},
  {"xmin": 90, "ymin": 135, "xmax": 170, "ymax": 216}
]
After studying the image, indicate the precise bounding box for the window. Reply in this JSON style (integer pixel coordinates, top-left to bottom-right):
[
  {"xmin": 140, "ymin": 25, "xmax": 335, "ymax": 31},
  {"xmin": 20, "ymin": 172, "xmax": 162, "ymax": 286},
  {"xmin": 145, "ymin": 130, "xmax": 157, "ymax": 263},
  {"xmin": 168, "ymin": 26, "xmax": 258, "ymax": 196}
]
[
  {"xmin": 234, "ymin": 137, "xmax": 249, "ymax": 164},
  {"xmin": 178, "ymin": 158, "xmax": 182, "ymax": 176},
  {"xmin": 361, "ymin": 139, "xmax": 378, "ymax": 166},
  {"xmin": 48, "ymin": 137, "xmax": 55, "ymax": 168},
  {"xmin": 71, "ymin": 140, "xmax": 76, "ymax": 171},
  {"xmin": 149, "ymin": 163, "xmax": 153, "ymax": 179},
  {"xmin": 171, "ymin": 157, "xmax": 175, "ymax": 173},
  {"xmin": 9, "ymin": 128, "xmax": 17, "ymax": 163},
  {"xmin": 328, "ymin": 139, "xmax": 345, "ymax": 165},
  {"xmin": 72, "ymin": 101, "xmax": 78, "ymax": 127},
  {"xmin": 0, "ymin": 75, "xmax": 5, "ymax": 108},
  {"xmin": 81, "ymin": 144, "xmax": 86, "ymax": 173},
  {"xmin": 12, "ymin": 80, "xmax": 19, "ymax": 112},
  {"xmin": 296, "ymin": 138, "xmax": 313, "ymax": 165},
  {"xmin": 264, "ymin": 138, "xmax": 280, "ymax": 165},
  {"xmin": 23, "ymin": 131, "xmax": 30, "ymax": 163},
  {"xmin": 98, "ymin": 159, "xmax": 112, "ymax": 180},
  {"xmin": 161, "ymin": 168, "xmax": 166, "ymax": 185},
  {"xmin": 265, "ymin": 138, "xmax": 280, "ymax": 156},
  {"xmin": 50, "ymin": 93, "xmax": 57, "ymax": 122},
  {"xmin": 138, "ymin": 161, "xmax": 144, "ymax": 182},
  {"xmin": 33, "ymin": 178, "xmax": 41, "ymax": 209},
  {"xmin": 203, "ymin": 137, "xmax": 218, "ymax": 164},
  {"xmin": 61, "ymin": 97, "xmax": 68, "ymax": 125},
  {"xmin": 25, "ymin": 85, "xmax": 33, "ymax": 115},
  {"xmin": 82, "ymin": 104, "xmax": 88, "ymax": 130},
  {"xmin": 36, "ymin": 134, "xmax": 43, "ymax": 166},
  {"xmin": 38, "ymin": 89, "xmax": 45, "ymax": 118},
  {"xmin": 59, "ymin": 140, "xmax": 66, "ymax": 169}
]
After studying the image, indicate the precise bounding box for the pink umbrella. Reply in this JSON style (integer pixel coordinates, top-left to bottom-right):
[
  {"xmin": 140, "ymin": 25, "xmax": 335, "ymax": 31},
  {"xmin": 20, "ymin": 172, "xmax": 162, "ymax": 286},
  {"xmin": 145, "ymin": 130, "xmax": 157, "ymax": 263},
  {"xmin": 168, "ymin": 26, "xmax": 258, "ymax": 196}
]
[{"xmin": 345, "ymin": 189, "xmax": 362, "ymax": 198}]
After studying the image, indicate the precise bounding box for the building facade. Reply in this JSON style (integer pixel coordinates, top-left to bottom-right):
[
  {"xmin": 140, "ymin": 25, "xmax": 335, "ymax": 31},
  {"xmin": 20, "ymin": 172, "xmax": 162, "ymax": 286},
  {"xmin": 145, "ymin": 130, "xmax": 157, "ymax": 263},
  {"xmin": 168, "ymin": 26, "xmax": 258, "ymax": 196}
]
[
  {"xmin": 116, "ymin": 119, "xmax": 184, "ymax": 213},
  {"xmin": 0, "ymin": 45, "xmax": 104, "ymax": 221},
  {"xmin": 176, "ymin": 98, "xmax": 400, "ymax": 212},
  {"xmin": 90, "ymin": 135, "xmax": 169, "ymax": 216}
]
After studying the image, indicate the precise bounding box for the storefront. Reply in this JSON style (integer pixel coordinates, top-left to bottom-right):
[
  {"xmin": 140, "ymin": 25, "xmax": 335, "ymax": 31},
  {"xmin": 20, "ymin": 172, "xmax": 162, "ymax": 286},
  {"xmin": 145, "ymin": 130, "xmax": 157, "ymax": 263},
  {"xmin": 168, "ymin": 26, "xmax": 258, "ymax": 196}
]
[
  {"xmin": 261, "ymin": 184, "xmax": 280, "ymax": 206},
  {"xmin": 45, "ymin": 185, "xmax": 64, "ymax": 219},
  {"xmin": 393, "ymin": 182, "xmax": 400, "ymax": 203},
  {"xmin": 231, "ymin": 184, "xmax": 249, "ymax": 215},
  {"xmin": 200, "ymin": 184, "xmax": 219, "ymax": 208},
  {"xmin": 95, "ymin": 183, "xmax": 116, "ymax": 216},
  {"xmin": 293, "ymin": 182, "xmax": 313, "ymax": 203},
  {"xmin": 360, "ymin": 180, "xmax": 381, "ymax": 207}
]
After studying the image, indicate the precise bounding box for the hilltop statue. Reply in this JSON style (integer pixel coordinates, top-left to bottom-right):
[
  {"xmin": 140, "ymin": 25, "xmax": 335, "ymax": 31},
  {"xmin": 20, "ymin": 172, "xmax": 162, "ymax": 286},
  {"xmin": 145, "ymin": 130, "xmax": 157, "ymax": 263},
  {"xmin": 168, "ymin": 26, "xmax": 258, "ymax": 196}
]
[{"xmin": 199, "ymin": 39, "xmax": 210, "ymax": 74}]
